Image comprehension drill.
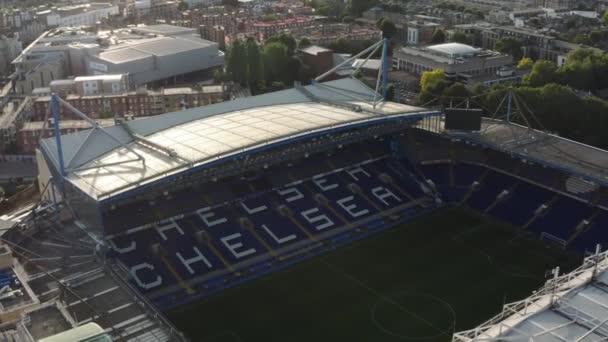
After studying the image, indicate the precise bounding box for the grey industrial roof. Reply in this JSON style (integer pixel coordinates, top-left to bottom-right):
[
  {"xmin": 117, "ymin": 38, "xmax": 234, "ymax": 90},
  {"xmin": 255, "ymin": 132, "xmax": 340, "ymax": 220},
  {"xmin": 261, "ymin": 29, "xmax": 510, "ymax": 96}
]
[
  {"xmin": 97, "ymin": 36, "xmax": 215, "ymax": 63},
  {"xmin": 40, "ymin": 78, "xmax": 437, "ymax": 201},
  {"xmin": 97, "ymin": 47, "xmax": 150, "ymax": 63}
]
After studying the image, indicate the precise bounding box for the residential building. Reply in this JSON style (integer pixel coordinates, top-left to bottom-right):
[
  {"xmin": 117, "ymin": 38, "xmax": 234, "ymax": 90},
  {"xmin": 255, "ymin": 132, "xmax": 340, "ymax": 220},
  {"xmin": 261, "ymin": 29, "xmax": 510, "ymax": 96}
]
[
  {"xmin": 454, "ymin": 24, "xmax": 589, "ymax": 62},
  {"xmin": 31, "ymin": 85, "xmax": 228, "ymax": 121},
  {"xmin": 39, "ymin": 3, "xmax": 119, "ymax": 28},
  {"xmin": 407, "ymin": 20, "xmax": 440, "ymax": 46},
  {"xmin": 18, "ymin": 118, "xmax": 115, "ymax": 154},
  {"xmin": 48, "ymin": 74, "xmax": 129, "ymax": 96}
]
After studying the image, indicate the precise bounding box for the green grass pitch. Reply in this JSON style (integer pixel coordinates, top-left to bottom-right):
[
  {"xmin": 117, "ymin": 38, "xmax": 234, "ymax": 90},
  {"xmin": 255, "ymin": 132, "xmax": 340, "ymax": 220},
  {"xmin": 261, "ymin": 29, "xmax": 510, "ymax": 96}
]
[{"xmin": 167, "ymin": 208, "xmax": 582, "ymax": 342}]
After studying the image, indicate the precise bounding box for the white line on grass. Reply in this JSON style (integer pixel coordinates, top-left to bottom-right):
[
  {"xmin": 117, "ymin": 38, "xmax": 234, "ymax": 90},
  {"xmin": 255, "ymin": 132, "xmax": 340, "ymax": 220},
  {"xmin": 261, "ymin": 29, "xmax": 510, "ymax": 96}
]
[{"xmin": 318, "ymin": 259, "xmax": 451, "ymax": 338}]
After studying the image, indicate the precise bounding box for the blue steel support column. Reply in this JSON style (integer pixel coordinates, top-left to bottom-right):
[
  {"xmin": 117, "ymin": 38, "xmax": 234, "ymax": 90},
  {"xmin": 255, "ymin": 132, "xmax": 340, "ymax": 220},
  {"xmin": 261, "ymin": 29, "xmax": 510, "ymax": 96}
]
[
  {"xmin": 51, "ymin": 94, "xmax": 66, "ymax": 193},
  {"xmin": 382, "ymin": 37, "xmax": 389, "ymax": 101},
  {"xmin": 506, "ymin": 89, "xmax": 513, "ymax": 123}
]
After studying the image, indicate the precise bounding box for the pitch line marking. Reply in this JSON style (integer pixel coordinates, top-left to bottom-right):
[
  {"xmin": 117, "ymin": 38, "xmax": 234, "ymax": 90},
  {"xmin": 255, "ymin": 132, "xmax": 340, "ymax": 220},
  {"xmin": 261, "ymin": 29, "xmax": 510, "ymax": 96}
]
[
  {"xmin": 318, "ymin": 259, "xmax": 449, "ymax": 337},
  {"xmin": 370, "ymin": 291, "xmax": 456, "ymax": 340}
]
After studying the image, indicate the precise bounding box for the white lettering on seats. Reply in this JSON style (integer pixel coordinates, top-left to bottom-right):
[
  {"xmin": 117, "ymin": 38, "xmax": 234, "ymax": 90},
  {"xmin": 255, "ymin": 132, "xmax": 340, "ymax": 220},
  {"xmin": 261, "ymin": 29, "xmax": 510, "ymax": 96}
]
[
  {"xmin": 277, "ymin": 187, "xmax": 304, "ymax": 203},
  {"xmin": 240, "ymin": 201, "xmax": 267, "ymax": 214},
  {"xmin": 176, "ymin": 246, "xmax": 213, "ymax": 274},
  {"xmin": 346, "ymin": 166, "xmax": 371, "ymax": 181},
  {"xmin": 220, "ymin": 233, "xmax": 257, "ymax": 259},
  {"xmin": 337, "ymin": 196, "xmax": 369, "ymax": 218},
  {"xmin": 131, "ymin": 263, "xmax": 162, "ymax": 290},
  {"xmin": 312, "ymin": 175, "xmax": 338, "ymax": 191},
  {"xmin": 155, "ymin": 221, "xmax": 184, "ymax": 241},
  {"xmin": 300, "ymin": 208, "xmax": 334, "ymax": 231},
  {"xmin": 372, "ymin": 186, "xmax": 402, "ymax": 206},
  {"xmin": 197, "ymin": 207, "xmax": 227, "ymax": 227},
  {"xmin": 261, "ymin": 224, "xmax": 296, "ymax": 244}
]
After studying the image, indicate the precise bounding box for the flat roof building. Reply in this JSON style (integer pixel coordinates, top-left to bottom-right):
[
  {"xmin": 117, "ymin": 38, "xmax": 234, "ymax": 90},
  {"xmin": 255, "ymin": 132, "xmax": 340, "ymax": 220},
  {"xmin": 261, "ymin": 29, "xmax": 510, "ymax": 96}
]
[
  {"xmin": 12, "ymin": 24, "xmax": 225, "ymax": 94},
  {"xmin": 392, "ymin": 42, "xmax": 513, "ymax": 81}
]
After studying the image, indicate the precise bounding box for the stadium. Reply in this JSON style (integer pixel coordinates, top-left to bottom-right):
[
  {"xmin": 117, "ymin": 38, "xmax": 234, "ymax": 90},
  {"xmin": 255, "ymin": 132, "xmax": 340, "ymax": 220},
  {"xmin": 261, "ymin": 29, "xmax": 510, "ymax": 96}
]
[{"xmin": 9, "ymin": 46, "xmax": 608, "ymax": 341}]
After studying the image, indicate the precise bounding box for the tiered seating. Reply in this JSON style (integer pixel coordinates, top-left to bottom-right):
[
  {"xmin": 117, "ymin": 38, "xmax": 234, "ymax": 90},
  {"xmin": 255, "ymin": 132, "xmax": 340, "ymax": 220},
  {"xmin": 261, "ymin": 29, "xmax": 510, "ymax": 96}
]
[
  {"xmin": 527, "ymin": 197, "xmax": 595, "ymax": 240},
  {"xmin": 107, "ymin": 155, "xmax": 432, "ymax": 306},
  {"xmin": 466, "ymin": 171, "xmax": 516, "ymax": 212},
  {"xmin": 488, "ymin": 182, "xmax": 553, "ymax": 226},
  {"xmin": 571, "ymin": 211, "xmax": 608, "ymax": 252}
]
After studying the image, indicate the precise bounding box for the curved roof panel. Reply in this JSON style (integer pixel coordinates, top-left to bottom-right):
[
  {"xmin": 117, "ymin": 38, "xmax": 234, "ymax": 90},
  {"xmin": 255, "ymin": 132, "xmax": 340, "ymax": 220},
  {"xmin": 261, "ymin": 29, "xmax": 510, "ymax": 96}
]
[{"xmin": 40, "ymin": 79, "xmax": 437, "ymax": 201}]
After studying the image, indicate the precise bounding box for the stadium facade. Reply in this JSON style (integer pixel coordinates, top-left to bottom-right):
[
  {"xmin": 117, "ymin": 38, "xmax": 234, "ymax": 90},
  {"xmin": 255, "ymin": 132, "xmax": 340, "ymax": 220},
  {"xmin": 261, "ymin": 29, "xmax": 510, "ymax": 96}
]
[{"xmin": 35, "ymin": 76, "xmax": 608, "ymax": 341}]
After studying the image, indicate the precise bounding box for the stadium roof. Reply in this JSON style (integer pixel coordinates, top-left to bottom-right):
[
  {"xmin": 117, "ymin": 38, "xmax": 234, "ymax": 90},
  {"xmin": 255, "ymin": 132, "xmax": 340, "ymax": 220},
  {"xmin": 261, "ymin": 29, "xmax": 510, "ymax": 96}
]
[
  {"xmin": 40, "ymin": 79, "xmax": 438, "ymax": 202},
  {"xmin": 445, "ymin": 118, "xmax": 608, "ymax": 186},
  {"xmin": 453, "ymin": 250, "xmax": 608, "ymax": 342}
]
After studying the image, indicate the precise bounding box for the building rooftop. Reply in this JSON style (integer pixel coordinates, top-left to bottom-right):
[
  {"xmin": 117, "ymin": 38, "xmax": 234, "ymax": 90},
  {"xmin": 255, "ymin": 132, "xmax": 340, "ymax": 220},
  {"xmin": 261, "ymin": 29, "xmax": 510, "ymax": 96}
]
[
  {"xmin": 40, "ymin": 79, "xmax": 437, "ymax": 201},
  {"xmin": 22, "ymin": 119, "xmax": 115, "ymax": 131},
  {"xmin": 74, "ymin": 74, "xmax": 125, "ymax": 82},
  {"xmin": 97, "ymin": 36, "xmax": 216, "ymax": 64},
  {"xmin": 130, "ymin": 24, "xmax": 197, "ymax": 37},
  {"xmin": 447, "ymin": 119, "xmax": 608, "ymax": 185},
  {"xmin": 427, "ymin": 43, "xmax": 480, "ymax": 58},
  {"xmin": 300, "ymin": 45, "xmax": 332, "ymax": 55},
  {"xmin": 453, "ymin": 250, "xmax": 608, "ymax": 342}
]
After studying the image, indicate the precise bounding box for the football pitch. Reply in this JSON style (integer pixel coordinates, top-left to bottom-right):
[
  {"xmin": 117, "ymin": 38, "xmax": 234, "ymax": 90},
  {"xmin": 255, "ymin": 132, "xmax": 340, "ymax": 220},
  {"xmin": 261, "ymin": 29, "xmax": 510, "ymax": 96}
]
[{"xmin": 167, "ymin": 208, "xmax": 582, "ymax": 342}]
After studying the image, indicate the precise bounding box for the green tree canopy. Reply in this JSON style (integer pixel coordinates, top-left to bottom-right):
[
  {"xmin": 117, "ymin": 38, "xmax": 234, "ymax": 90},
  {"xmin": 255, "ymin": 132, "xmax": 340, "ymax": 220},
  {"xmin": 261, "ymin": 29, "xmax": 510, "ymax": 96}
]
[
  {"xmin": 523, "ymin": 60, "xmax": 559, "ymax": 87},
  {"xmin": 226, "ymin": 39, "xmax": 248, "ymax": 85},
  {"xmin": 603, "ymin": 10, "xmax": 608, "ymax": 25},
  {"xmin": 450, "ymin": 32, "xmax": 470, "ymax": 44},
  {"xmin": 298, "ymin": 38, "xmax": 311, "ymax": 48},
  {"xmin": 431, "ymin": 29, "xmax": 446, "ymax": 44},
  {"xmin": 178, "ymin": 1, "xmax": 189, "ymax": 11},
  {"xmin": 246, "ymin": 38, "xmax": 264, "ymax": 89},
  {"xmin": 263, "ymin": 42, "xmax": 290, "ymax": 86},
  {"xmin": 267, "ymin": 34, "xmax": 297, "ymax": 55},
  {"xmin": 495, "ymin": 37, "xmax": 523, "ymax": 59},
  {"xmin": 376, "ymin": 17, "xmax": 397, "ymax": 39},
  {"xmin": 350, "ymin": 0, "xmax": 379, "ymax": 17},
  {"xmin": 419, "ymin": 69, "xmax": 446, "ymax": 104},
  {"xmin": 517, "ymin": 57, "xmax": 534, "ymax": 69},
  {"xmin": 385, "ymin": 83, "xmax": 395, "ymax": 101}
]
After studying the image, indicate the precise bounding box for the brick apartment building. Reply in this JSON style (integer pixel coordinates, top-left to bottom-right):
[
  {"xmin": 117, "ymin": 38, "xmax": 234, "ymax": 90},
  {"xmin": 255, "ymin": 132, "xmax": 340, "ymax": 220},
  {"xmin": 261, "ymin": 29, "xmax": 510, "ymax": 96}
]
[{"xmin": 31, "ymin": 85, "xmax": 228, "ymax": 121}]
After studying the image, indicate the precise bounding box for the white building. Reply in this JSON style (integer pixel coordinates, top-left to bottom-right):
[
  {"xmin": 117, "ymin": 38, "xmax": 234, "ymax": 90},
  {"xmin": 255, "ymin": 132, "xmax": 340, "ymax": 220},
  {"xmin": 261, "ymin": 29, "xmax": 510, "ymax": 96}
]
[{"xmin": 42, "ymin": 3, "xmax": 119, "ymax": 28}]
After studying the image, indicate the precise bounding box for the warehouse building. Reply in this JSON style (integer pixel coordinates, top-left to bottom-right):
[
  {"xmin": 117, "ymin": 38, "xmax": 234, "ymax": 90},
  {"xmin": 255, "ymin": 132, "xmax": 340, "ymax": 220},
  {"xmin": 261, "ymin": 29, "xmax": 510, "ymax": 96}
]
[{"xmin": 12, "ymin": 25, "xmax": 224, "ymax": 94}]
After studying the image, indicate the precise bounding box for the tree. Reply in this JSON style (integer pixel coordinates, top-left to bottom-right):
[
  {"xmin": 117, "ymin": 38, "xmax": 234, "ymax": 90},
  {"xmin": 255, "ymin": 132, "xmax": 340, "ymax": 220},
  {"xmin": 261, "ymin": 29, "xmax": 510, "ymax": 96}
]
[
  {"xmin": 177, "ymin": 1, "xmax": 188, "ymax": 11},
  {"xmin": 246, "ymin": 38, "xmax": 264, "ymax": 89},
  {"xmin": 604, "ymin": 10, "xmax": 608, "ymax": 26},
  {"xmin": 213, "ymin": 69, "xmax": 229, "ymax": 83},
  {"xmin": 267, "ymin": 34, "xmax": 297, "ymax": 55},
  {"xmin": 517, "ymin": 57, "xmax": 534, "ymax": 69},
  {"xmin": 350, "ymin": 0, "xmax": 378, "ymax": 17},
  {"xmin": 450, "ymin": 32, "xmax": 470, "ymax": 44},
  {"xmin": 342, "ymin": 16, "xmax": 354, "ymax": 23},
  {"xmin": 574, "ymin": 34, "xmax": 592, "ymax": 45},
  {"xmin": 376, "ymin": 17, "xmax": 397, "ymax": 39},
  {"xmin": 431, "ymin": 29, "xmax": 446, "ymax": 44},
  {"xmin": 263, "ymin": 42, "xmax": 290, "ymax": 85},
  {"xmin": 523, "ymin": 60, "xmax": 558, "ymax": 87},
  {"xmin": 298, "ymin": 38, "xmax": 311, "ymax": 49},
  {"xmin": 495, "ymin": 37, "xmax": 523, "ymax": 59},
  {"xmin": 226, "ymin": 39, "xmax": 247, "ymax": 85},
  {"xmin": 419, "ymin": 69, "xmax": 446, "ymax": 104},
  {"xmin": 385, "ymin": 83, "xmax": 395, "ymax": 101},
  {"xmin": 330, "ymin": 38, "xmax": 351, "ymax": 53}
]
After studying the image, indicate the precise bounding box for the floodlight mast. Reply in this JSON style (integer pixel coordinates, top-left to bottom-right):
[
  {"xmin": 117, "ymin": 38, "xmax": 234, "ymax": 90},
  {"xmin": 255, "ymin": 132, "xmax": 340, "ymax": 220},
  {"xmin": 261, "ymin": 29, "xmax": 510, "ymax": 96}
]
[{"xmin": 313, "ymin": 37, "xmax": 391, "ymax": 105}]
